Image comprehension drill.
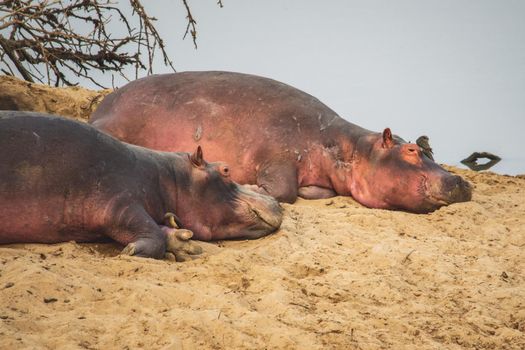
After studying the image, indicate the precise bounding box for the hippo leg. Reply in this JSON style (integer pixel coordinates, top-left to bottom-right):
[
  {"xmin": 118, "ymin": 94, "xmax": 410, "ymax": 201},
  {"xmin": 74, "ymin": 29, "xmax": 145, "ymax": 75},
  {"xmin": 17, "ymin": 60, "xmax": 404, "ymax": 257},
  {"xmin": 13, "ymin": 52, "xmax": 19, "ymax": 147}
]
[
  {"xmin": 298, "ymin": 186, "xmax": 337, "ymax": 199},
  {"xmin": 107, "ymin": 205, "xmax": 167, "ymax": 259},
  {"xmin": 256, "ymin": 162, "xmax": 298, "ymax": 203},
  {"xmin": 161, "ymin": 226, "xmax": 203, "ymax": 262}
]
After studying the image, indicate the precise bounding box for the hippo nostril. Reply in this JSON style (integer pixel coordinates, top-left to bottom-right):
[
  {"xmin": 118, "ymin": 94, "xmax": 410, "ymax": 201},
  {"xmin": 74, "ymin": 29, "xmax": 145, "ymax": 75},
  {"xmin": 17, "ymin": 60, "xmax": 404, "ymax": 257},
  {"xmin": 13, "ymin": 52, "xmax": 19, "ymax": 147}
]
[
  {"xmin": 458, "ymin": 178, "xmax": 473, "ymax": 200},
  {"xmin": 442, "ymin": 175, "xmax": 472, "ymax": 202},
  {"xmin": 443, "ymin": 175, "xmax": 462, "ymax": 190}
]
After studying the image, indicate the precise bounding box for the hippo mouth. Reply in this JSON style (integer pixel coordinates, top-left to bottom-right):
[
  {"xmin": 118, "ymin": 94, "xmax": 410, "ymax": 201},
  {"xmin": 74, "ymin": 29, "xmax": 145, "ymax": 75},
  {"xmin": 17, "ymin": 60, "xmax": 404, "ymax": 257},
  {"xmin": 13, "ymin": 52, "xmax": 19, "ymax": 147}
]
[
  {"xmin": 419, "ymin": 174, "xmax": 473, "ymax": 210},
  {"xmin": 250, "ymin": 205, "xmax": 283, "ymax": 230},
  {"xmin": 426, "ymin": 193, "xmax": 452, "ymax": 206},
  {"xmin": 236, "ymin": 186, "xmax": 283, "ymax": 237}
]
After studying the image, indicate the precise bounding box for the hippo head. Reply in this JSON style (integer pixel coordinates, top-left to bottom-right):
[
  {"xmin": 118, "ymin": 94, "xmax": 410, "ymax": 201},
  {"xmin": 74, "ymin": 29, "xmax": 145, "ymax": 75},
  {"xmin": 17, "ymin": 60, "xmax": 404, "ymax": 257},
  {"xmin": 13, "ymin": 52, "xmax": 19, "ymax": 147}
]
[
  {"xmin": 174, "ymin": 146, "xmax": 283, "ymax": 240},
  {"xmin": 349, "ymin": 128, "xmax": 472, "ymax": 213}
]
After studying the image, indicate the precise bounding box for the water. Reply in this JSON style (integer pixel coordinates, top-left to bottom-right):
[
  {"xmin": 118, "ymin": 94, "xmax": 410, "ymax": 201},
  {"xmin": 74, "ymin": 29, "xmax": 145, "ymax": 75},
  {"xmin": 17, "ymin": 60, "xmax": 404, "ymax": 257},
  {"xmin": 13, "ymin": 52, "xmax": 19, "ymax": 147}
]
[{"xmin": 452, "ymin": 157, "xmax": 525, "ymax": 176}]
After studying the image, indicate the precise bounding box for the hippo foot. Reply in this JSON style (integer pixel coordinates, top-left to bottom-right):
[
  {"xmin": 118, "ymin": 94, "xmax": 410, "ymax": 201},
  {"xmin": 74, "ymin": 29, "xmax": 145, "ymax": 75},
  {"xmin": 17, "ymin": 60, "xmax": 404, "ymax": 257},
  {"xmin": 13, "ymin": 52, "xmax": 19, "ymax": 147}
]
[
  {"xmin": 298, "ymin": 185, "xmax": 336, "ymax": 199},
  {"xmin": 164, "ymin": 228, "xmax": 203, "ymax": 262},
  {"xmin": 164, "ymin": 252, "xmax": 177, "ymax": 261},
  {"xmin": 121, "ymin": 242, "xmax": 137, "ymax": 256},
  {"xmin": 120, "ymin": 239, "xmax": 165, "ymax": 259}
]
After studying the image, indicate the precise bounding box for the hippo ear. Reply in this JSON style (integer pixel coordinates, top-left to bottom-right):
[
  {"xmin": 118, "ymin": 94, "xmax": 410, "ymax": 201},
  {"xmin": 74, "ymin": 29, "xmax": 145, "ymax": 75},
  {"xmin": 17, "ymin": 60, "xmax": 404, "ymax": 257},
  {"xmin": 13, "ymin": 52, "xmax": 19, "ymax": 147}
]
[
  {"xmin": 190, "ymin": 146, "xmax": 204, "ymax": 167},
  {"xmin": 382, "ymin": 128, "xmax": 394, "ymax": 149}
]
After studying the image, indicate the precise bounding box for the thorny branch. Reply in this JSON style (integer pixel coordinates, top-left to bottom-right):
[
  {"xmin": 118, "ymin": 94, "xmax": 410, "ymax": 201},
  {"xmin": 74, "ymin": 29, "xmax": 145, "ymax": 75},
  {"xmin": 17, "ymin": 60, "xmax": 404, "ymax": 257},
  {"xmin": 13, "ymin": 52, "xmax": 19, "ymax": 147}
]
[
  {"xmin": 0, "ymin": 0, "xmax": 222, "ymax": 87},
  {"xmin": 181, "ymin": 0, "xmax": 197, "ymax": 49}
]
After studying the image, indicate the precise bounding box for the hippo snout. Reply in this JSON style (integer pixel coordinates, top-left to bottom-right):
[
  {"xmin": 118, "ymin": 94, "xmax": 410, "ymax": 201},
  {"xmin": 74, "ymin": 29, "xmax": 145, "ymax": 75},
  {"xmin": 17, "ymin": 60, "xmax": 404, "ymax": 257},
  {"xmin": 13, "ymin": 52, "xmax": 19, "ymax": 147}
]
[
  {"xmin": 442, "ymin": 175, "xmax": 472, "ymax": 203},
  {"xmin": 237, "ymin": 186, "xmax": 283, "ymax": 238},
  {"xmin": 416, "ymin": 172, "xmax": 473, "ymax": 213},
  {"xmin": 250, "ymin": 200, "xmax": 283, "ymax": 230}
]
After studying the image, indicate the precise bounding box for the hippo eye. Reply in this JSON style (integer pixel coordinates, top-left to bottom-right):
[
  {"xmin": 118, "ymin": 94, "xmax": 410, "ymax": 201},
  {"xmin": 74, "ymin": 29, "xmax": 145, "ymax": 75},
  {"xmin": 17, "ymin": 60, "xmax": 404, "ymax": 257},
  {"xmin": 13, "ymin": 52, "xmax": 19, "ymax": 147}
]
[
  {"xmin": 403, "ymin": 146, "xmax": 422, "ymax": 165},
  {"xmin": 407, "ymin": 147, "xmax": 418, "ymax": 155}
]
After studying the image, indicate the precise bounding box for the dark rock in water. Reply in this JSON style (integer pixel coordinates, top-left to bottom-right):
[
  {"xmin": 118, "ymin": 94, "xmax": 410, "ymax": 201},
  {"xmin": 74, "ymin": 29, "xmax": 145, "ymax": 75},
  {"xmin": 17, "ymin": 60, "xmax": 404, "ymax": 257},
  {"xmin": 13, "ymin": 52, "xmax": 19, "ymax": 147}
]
[{"xmin": 461, "ymin": 152, "xmax": 501, "ymax": 171}]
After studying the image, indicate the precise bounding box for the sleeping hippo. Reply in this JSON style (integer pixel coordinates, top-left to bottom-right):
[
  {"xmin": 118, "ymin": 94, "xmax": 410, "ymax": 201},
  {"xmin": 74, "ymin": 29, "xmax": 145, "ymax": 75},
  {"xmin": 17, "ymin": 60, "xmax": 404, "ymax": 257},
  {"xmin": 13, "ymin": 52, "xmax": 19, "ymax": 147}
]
[
  {"xmin": 90, "ymin": 71, "xmax": 472, "ymax": 213},
  {"xmin": 0, "ymin": 112, "xmax": 282, "ymax": 259}
]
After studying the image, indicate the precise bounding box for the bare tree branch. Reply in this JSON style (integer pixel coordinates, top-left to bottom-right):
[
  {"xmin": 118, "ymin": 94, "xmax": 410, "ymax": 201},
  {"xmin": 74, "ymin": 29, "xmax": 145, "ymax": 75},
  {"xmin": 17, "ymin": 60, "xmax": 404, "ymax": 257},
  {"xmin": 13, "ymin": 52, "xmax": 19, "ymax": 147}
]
[
  {"xmin": 181, "ymin": 0, "xmax": 198, "ymax": 49},
  {"xmin": 0, "ymin": 34, "xmax": 33, "ymax": 81},
  {"xmin": 0, "ymin": 0, "xmax": 223, "ymax": 87}
]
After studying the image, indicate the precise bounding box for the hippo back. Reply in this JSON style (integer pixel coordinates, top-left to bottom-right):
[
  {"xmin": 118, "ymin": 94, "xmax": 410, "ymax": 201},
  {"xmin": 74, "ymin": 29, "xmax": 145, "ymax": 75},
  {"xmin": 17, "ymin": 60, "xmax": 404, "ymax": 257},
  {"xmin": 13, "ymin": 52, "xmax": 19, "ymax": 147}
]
[
  {"xmin": 90, "ymin": 71, "xmax": 366, "ymax": 183},
  {"xmin": 0, "ymin": 112, "xmax": 144, "ymax": 242},
  {"xmin": 0, "ymin": 112, "xmax": 134, "ymax": 188}
]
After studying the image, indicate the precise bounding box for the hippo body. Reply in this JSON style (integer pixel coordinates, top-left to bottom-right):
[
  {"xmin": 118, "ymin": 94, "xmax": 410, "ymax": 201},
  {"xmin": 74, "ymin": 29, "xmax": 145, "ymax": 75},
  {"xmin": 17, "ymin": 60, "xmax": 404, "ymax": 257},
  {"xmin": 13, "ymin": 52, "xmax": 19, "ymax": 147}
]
[
  {"xmin": 90, "ymin": 71, "xmax": 472, "ymax": 212},
  {"xmin": 0, "ymin": 112, "xmax": 282, "ymax": 259}
]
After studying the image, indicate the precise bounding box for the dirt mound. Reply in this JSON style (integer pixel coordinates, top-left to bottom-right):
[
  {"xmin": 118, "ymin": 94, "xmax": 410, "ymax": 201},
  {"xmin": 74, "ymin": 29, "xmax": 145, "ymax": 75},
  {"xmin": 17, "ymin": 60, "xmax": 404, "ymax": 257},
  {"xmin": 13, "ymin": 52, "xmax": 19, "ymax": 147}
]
[{"xmin": 0, "ymin": 75, "xmax": 110, "ymax": 121}]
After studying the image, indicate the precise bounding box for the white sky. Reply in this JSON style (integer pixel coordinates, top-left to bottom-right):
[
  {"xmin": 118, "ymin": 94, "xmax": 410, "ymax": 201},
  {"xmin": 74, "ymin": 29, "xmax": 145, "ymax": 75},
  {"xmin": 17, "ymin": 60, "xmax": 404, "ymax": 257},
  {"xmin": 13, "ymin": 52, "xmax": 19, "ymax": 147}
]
[{"xmin": 91, "ymin": 0, "xmax": 525, "ymax": 174}]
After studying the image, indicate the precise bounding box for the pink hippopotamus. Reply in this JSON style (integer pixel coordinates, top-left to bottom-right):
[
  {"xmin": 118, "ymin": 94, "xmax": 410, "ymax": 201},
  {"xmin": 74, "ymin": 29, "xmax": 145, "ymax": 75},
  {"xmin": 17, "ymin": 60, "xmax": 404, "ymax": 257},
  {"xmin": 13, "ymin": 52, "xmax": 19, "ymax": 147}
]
[
  {"xmin": 0, "ymin": 111, "xmax": 282, "ymax": 259},
  {"xmin": 90, "ymin": 71, "xmax": 472, "ymax": 213}
]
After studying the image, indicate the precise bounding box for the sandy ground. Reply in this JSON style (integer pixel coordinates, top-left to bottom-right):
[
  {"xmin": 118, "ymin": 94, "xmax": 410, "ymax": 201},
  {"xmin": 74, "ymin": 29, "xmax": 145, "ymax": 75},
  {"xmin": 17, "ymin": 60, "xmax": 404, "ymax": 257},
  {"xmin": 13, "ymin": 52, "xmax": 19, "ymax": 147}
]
[
  {"xmin": 1, "ymin": 76, "xmax": 524, "ymax": 349},
  {"xmin": 0, "ymin": 75, "xmax": 109, "ymax": 121}
]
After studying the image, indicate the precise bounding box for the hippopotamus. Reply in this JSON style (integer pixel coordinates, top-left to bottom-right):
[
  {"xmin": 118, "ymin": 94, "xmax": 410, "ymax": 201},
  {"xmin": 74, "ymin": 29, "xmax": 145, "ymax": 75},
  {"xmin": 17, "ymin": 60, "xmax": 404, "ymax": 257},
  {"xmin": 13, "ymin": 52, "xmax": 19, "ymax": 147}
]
[
  {"xmin": 0, "ymin": 111, "xmax": 282, "ymax": 259},
  {"xmin": 90, "ymin": 71, "xmax": 472, "ymax": 213}
]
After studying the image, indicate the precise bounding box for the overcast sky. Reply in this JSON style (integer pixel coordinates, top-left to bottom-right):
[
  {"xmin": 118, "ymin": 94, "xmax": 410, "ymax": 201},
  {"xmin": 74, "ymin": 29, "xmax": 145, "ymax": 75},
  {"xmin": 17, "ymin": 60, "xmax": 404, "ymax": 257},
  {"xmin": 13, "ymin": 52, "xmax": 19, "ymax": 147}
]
[{"xmin": 94, "ymin": 0, "xmax": 525, "ymax": 174}]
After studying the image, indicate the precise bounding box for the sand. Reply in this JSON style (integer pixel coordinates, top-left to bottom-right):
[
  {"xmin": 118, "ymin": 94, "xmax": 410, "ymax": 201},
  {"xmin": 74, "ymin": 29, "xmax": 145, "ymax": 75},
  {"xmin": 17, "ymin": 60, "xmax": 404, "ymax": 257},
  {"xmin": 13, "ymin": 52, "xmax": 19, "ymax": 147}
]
[
  {"xmin": 0, "ymin": 76, "xmax": 524, "ymax": 349},
  {"xmin": 0, "ymin": 75, "xmax": 110, "ymax": 121}
]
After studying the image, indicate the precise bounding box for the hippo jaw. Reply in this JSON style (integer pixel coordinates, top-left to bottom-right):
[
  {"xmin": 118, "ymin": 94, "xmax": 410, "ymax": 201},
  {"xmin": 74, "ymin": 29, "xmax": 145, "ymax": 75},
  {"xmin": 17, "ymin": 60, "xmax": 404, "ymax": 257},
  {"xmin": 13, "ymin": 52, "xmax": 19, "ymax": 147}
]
[
  {"xmin": 420, "ymin": 173, "xmax": 473, "ymax": 212},
  {"xmin": 233, "ymin": 186, "xmax": 283, "ymax": 238},
  {"xmin": 175, "ymin": 187, "xmax": 282, "ymax": 241},
  {"xmin": 349, "ymin": 167, "xmax": 473, "ymax": 213}
]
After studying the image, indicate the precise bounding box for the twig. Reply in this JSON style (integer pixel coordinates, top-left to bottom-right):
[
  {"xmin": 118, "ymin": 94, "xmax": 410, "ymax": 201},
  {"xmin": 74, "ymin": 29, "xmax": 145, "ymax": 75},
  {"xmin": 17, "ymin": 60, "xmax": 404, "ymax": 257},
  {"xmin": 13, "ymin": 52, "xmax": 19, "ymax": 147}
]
[
  {"xmin": 0, "ymin": 0, "xmax": 171, "ymax": 87},
  {"xmin": 402, "ymin": 249, "xmax": 416, "ymax": 264},
  {"xmin": 181, "ymin": 0, "xmax": 198, "ymax": 49}
]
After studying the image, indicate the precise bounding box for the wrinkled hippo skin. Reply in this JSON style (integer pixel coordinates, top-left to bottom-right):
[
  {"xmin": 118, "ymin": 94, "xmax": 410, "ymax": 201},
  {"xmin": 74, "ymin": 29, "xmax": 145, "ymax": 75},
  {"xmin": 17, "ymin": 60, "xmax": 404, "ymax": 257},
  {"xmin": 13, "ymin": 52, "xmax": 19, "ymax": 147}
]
[
  {"xmin": 90, "ymin": 71, "xmax": 472, "ymax": 213},
  {"xmin": 0, "ymin": 112, "xmax": 282, "ymax": 259}
]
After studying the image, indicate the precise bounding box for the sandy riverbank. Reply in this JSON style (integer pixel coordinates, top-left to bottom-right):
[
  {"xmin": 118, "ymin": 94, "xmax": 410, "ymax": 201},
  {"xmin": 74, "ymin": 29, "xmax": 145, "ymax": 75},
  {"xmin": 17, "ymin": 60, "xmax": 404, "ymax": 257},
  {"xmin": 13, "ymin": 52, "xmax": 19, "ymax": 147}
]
[{"xmin": 0, "ymin": 76, "xmax": 524, "ymax": 349}]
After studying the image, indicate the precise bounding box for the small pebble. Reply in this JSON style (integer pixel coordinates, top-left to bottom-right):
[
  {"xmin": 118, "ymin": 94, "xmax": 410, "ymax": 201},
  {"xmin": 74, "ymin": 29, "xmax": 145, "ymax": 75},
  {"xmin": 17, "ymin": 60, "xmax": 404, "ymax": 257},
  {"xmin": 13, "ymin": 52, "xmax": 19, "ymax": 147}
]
[{"xmin": 43, "ymin": 297, "xmax": 58, "ymax": 303}]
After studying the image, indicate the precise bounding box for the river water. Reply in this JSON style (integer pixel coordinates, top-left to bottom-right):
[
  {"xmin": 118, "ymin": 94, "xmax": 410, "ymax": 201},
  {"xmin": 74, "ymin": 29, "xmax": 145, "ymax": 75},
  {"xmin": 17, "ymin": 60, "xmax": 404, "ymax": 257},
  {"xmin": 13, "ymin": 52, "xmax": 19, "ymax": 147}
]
[{"xmin": 451, "ymin": 158, "xmax": 524, "ymax": 176}]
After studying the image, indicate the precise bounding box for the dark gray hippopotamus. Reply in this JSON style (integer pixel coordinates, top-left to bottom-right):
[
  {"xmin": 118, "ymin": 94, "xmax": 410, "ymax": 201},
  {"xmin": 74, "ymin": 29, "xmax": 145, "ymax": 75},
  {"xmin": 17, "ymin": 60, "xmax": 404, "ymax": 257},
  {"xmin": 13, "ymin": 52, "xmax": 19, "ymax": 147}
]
[
  {"xmin": 0, "ymin": 112, "xmax": 282, "ymax": 259},
  {"xmin": 90, "ymin": 71, "xmax": 472, "ymax": 213}
]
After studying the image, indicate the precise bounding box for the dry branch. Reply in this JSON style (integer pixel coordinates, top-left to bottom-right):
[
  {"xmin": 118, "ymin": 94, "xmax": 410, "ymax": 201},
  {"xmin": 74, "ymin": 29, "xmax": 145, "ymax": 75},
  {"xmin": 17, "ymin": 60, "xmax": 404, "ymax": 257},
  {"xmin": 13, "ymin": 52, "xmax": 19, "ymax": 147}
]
[{"xmin": 0, "ymin": 0, "xmax": 222, "ymax": 87}]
